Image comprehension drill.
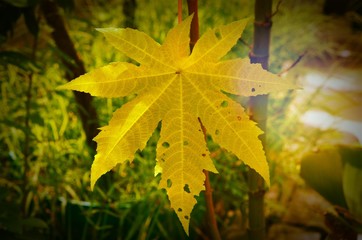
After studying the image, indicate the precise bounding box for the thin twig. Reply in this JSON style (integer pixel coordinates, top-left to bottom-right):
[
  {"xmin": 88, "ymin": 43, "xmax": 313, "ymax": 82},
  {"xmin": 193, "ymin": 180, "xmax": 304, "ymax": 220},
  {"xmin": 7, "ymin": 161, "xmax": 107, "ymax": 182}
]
[
  {"xmin": 277, "ymin": 50, "xmax": 307, "ymax": 76},
  {"xmin": 271, "ymin": 0, "xmax": 283, "ymax": 18},
  {"xmin": 238, "ymin": 37, "xmax": 252, "ymax": 50}
]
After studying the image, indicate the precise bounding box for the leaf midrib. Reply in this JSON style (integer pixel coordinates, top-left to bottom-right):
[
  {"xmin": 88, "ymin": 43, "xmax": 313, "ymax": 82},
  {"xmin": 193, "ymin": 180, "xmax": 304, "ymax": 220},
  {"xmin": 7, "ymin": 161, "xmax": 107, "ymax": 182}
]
[
  {"xmin": 106, "ymin": 30, "xmax": 176, "ymax": 70},
  {"xmin": 183, "ymin": 74, "xmax": 262, "ymax": 168},
  {"xmin": 103, "ymin": 74, "xmax": 179, "ymax": 161},
  {"xmin": 185, "ymin": 26, "xmax": 242, "ymax": 68},
  {"xmin": 185, "ymin": 70, "xmax": 290, "ymax": 86}
]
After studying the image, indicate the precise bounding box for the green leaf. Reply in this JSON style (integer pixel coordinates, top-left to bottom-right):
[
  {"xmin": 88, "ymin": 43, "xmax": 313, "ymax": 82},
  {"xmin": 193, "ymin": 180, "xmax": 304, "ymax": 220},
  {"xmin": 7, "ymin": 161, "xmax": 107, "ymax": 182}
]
[
  {"xmin": 343, "ymin": 162, "xmax": 362, "ymax": 221},
  {"xmin": 300, "ymin": 147, "xmax": 348, "ymax": 208}
]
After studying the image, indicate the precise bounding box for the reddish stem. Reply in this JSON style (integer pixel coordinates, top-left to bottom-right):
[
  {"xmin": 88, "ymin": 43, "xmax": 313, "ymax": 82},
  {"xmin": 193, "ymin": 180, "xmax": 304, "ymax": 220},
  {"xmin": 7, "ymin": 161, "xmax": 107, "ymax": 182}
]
[
  {"xmin": 198, "ymin": 117, "xmax": 221, "ymax": 240},
  {"xmin": 183, "ymin": 2, "xmax": 221, "ymax": 239},
  {"xmin": 178, "ymin": 0, "xmax": 182, "ymax": 23},
  {"xmin": 186, "ymin": 0, "xmax": 199, "ymax": 51}
]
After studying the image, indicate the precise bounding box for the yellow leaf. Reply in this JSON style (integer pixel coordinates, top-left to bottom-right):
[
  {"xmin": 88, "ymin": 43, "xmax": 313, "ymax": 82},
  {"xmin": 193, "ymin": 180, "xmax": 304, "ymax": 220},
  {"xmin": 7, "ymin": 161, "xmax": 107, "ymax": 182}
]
[{"xmin": 60, "ymin": 15, "xmax": 296, "ymax": 234}]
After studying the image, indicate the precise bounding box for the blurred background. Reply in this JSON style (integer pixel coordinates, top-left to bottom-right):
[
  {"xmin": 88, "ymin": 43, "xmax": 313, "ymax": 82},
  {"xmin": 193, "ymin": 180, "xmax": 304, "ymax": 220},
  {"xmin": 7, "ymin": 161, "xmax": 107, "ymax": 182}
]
[{"xmin": 0, "ymin": 0, "xmax": 361, "ymax": 239}]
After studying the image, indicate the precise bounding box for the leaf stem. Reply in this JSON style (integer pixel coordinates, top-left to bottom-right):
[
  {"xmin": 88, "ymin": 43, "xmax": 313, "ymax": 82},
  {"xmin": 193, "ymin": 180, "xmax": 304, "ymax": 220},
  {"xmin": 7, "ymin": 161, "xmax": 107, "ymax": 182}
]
[
  {"xmin": 203, "ymin": 170, "xmax": 222, "ymax": 240},
  {"xmin": 187, "ymin": 0, "xmax": 221, "ymax": 240},
  {"xmin": 178, "ymin": 0, "xmax": 182, "ymax": 24},
  {"xmin": 188, "ymin": 2, "xmax": 220, "ymax": 237},
  {"xmin": 187, "ymin": 2, "xmax": 220, "ymax": 239},
  {"xmin": 198, "ymin": 117, "xmax": 221, "ymax": 240},
  {"xmin": 186, "ymin": 0, "xmax": 199, "ymax": 51}
]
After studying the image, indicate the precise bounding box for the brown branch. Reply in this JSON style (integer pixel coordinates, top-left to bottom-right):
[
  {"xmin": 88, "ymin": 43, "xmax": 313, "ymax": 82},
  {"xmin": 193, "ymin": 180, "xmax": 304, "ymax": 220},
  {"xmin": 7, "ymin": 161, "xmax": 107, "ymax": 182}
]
[{"xmin": 41, "ymin": 0, "xmax": 99, "ymax": 151}]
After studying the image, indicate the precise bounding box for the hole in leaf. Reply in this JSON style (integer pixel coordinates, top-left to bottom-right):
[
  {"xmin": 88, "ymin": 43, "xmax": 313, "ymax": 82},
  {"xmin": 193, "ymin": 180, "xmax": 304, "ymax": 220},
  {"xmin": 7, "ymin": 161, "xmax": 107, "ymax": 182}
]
[
  {"xmin": 183, "ymin": 140, "xmax": 189, "ymax": 146},
  {"xmin": 220, "ymin": 100, "xmax": 228, "ymax": 108},
  {"xmin": 184, "ymin": 184, "xmax": 190, "ymax": 193},
  {"xmin": 215, "ymin": 29, "xmax": 222, "ymax": 40},
  {"xmin": 162, "ymin": 142, "xmax": 170, "ymax": 148},
  {"xmin": 251, "ymin": 87, "xmax": 255, "ymax": 92},
  {"xmin": 184, "ymin": 215, "xmax": 189, "ymax": 220},
  {"xmin": 167, "ymin": 179, "xmax": 172, "ymax": 188},
  {"xmin": 178, "ymin": 208, "xmax": 182, "ymax": 212},
  {"xmin": 215, "ymin": 129, "xmax": 220, "ymax": 135}
]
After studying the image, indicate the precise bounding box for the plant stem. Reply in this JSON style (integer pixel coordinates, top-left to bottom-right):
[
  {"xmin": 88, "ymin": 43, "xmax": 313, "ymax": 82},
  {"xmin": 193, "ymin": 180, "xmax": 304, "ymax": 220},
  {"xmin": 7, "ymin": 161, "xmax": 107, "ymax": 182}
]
[
  {"xmin": 188, "ymin": 0, "xmax": 220, "ymax": 236},
  {"xmin": 186, "ymin": 0, "xmax": 199, "ymax": 51},
  {"xmin": 203, "ymin": 170, "xmax": 222, "ymax": 240},
  {"xmin": 197, "ymin": 118, "xmax": 221, "ymax": 240},
  {"xmin": 248, "ymin": 0, "xmax": 273, "ymax": 240},
  {"xmin": 178, "ymin": 0, "xmax": 182, "ymax": 24}
]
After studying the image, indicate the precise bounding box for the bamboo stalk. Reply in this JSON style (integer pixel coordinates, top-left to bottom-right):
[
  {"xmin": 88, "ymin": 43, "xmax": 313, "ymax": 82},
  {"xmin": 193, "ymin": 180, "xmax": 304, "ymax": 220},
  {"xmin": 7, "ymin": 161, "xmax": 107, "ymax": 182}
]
[{"xmin": 248, "ymin": 0, "xmax": 273, "ymax": 240}]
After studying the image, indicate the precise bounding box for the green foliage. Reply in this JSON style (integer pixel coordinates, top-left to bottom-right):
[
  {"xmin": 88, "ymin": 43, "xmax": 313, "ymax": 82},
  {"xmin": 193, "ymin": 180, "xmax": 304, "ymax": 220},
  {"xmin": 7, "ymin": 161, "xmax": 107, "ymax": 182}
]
[
  {"xmin": 300, "ymin": 146, "xmax": 348, "ymax": 208},
  {"xmin": 300, "ymin": 145, "xmax": 362, "ymax": 231}
]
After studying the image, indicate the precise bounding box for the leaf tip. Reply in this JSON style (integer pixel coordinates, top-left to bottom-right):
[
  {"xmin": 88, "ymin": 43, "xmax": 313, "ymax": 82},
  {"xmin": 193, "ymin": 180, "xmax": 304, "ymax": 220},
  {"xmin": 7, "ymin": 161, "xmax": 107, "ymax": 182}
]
[
  {"xmin": 95, "ymin": 27, "xmax": 105, "ymax": 32},
  {"xmin": 56, "ymin": 83, "xmax": 71, "ymax": 91},
  {"xmin": 245, "ymin": 16, "xmax": 253, "ymax": 23},
  {"xmin": 90, "ymin": 170, "xmax": 98, "ymax": 191},
  {"xmin": 90, "ymin": 183, "xmax": 95, "ymax": 191},
  {"xmin": 96, "ymin": 27, "xmax": 120, "ymax": 34},
  {"xmin": 55, "ymin": 80, "xmax": 84, "ymax": 92},
  {"xmin": 90, "ymin": 158, "xmax": 103, "ymax": 191},
  {"xmin": 265, "ymin": 176, "xmax": 271, "ymax": 188}
]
